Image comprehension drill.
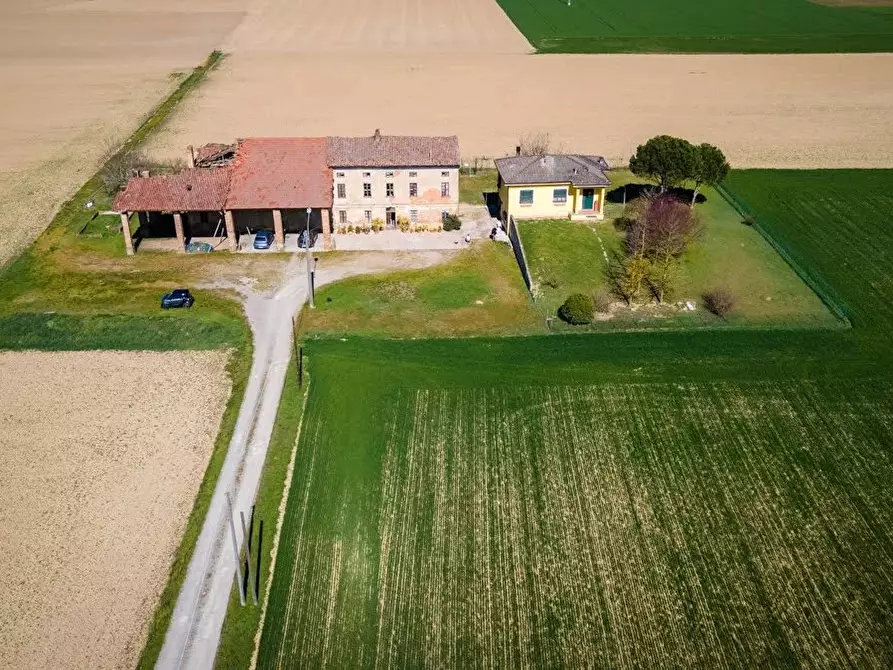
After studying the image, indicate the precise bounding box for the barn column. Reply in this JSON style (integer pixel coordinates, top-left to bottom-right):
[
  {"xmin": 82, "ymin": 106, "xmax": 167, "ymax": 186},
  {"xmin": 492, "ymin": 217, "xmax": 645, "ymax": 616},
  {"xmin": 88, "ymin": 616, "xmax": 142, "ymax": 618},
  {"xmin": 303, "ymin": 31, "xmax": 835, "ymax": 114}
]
[
  {"xmin": 120, "ymin": 212, "xmax": 134, "ymax": 256},
  {"xmin": 321, "ymin": 209, "xmax": 332, "ymax": 250},
  {"xmin": 272, "ymin": 208, "xmax": 285, "ymax": 250},
  {"xmin": 224, "ymin": 210, "xmax": 237, "ymax": 251},
  {"xmin": 173, "ymin": 212, "xmax": 186, "ymax": 251}
]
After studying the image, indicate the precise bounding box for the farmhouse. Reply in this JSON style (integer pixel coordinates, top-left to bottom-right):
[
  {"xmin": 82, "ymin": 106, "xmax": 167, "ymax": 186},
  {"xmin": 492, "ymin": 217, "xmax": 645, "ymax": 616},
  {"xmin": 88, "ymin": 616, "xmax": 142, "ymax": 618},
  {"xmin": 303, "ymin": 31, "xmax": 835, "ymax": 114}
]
[
  {"xmin": 113, "ymin": 131, "xmax": 460, "ymax": 254},
  {"xmin": 329, "ymin": 130, "xmax": 459, "ymax": 229},
  {"xmin": 496, "ymin": 153, "xmax": 610, "ymax": 222}
]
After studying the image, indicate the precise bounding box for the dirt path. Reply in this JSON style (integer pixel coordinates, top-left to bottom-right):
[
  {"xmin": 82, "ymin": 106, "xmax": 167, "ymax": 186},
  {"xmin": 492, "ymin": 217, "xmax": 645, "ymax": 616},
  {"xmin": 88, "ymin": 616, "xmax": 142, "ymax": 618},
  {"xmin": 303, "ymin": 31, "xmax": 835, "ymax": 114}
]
[{"xmin": 158, "ymin": 250, "xmax": 454, "ymax": 670}]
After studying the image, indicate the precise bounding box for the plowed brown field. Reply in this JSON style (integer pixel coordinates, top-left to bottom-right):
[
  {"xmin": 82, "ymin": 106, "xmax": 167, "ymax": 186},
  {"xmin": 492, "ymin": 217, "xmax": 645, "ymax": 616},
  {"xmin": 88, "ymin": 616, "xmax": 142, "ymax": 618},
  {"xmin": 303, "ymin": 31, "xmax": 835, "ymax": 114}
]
[{"xmin": 0, "ymin": 350, "xmax": 231, "ymax": 669}]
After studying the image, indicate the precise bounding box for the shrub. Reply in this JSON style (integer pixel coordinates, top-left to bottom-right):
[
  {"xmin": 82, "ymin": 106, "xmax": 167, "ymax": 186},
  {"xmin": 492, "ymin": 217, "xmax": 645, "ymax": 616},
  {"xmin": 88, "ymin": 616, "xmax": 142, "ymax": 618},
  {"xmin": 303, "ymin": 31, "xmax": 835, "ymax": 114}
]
[
  {"xmin": 593, "ymin": 290, "xmax": 613, "ymax": 313},
  {"xmin": 704, "ymin": 287, "xmax": 735, "ymax": 316},
  {"xmin": 558, "ymin": 293, "xmax": 595, "ymax": 325},
  {"xmin": 397, "ymin": 216, "xmax": 411, "ymax": 232},
  {"xmin": 346, "ymin": 225, "xmax": 354, "ymax": 234},
  {"xmin": 442, "ymin": 214, "xmax": 462, "ymax": 231}
]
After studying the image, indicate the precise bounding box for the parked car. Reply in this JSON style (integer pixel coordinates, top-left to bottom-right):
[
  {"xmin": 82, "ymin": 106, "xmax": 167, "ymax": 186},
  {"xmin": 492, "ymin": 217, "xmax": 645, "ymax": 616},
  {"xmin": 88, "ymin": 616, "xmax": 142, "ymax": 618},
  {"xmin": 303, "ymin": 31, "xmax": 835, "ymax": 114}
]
[
  {"xmin": 161, "ymin": 289, "xmax": 194, "ymax": 309},
  {"xmin": 253, "ymin": 230, "xmax": 275, "ymax": 250},
  {"xmin": 298, "ymin": 229, "xmax": 318, "ymax": 249}
]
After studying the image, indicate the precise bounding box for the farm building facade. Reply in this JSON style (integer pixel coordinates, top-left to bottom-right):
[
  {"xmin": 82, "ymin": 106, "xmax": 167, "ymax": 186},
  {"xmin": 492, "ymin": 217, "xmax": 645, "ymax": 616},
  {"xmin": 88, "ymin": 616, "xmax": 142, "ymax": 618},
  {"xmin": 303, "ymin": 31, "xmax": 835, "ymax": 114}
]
[{"xmin": 113, "ymin": 132, "xmax": 459, "ymax": 254}]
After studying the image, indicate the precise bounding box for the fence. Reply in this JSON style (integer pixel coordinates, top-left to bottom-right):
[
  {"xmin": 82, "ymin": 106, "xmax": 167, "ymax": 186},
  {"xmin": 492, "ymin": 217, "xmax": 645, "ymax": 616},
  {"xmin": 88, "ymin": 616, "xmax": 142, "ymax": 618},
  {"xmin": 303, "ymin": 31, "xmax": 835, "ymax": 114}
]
[
  {"xmin": 506, "ymin": 215, "xmax": 535, "ymax": 299},
  {"xmin": 715, "ymin": 184, "xmax": 851, "ymax": 327}
]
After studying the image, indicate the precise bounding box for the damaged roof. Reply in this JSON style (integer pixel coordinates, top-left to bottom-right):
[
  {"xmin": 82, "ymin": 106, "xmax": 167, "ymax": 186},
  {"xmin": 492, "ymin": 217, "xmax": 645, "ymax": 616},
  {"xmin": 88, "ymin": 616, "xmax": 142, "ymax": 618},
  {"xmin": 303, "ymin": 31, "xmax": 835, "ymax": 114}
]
[
  {"xmin": 112, "ymin": 168, "xmax": 231, "ymax": 212},
  {"xmin": 328, "ymin": 134, "xmax": 460, "ymax": 168},
  {"xmin": 495, "ymin": 154, "xmax": 611, "ymax": 187}
]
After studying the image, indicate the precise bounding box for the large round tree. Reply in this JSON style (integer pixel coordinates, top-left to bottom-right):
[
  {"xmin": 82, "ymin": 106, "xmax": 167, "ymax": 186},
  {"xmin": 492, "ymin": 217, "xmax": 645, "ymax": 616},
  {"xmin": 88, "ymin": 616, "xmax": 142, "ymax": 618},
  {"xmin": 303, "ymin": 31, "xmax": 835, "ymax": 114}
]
[{"xmin": 629, "ymin": 135, "xmax": 696, "ymax": 192}]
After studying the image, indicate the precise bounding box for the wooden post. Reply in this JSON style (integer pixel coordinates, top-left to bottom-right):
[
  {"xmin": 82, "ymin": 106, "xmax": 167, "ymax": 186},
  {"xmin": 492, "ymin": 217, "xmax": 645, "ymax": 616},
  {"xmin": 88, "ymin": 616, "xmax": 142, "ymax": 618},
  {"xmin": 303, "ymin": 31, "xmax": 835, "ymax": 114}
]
[
  {"xmin": 321, "ymin": 208, "xmax": 333, "ymax": 250},
  {"xmin": 120, "ymin": 212, "xmax": 134, "ymax": 256},
  {"xmin": 224, "ymin": 210, "xmax": 237, "ymax": 251},
  {"xmin": 173, "ymin": 212, "xmax": 186, "ymax": 251},
  {"xmin": 272, "ymin": 209, "xmax": 285, "ymax": 250}
]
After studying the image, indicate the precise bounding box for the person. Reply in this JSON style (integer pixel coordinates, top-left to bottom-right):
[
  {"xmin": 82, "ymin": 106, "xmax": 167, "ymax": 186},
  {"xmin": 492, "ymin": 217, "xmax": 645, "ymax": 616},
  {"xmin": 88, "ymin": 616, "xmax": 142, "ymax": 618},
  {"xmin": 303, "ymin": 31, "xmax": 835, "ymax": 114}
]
[{"xmin": 464, "ymin": 232, "xmax": 471, "ymax": 244}]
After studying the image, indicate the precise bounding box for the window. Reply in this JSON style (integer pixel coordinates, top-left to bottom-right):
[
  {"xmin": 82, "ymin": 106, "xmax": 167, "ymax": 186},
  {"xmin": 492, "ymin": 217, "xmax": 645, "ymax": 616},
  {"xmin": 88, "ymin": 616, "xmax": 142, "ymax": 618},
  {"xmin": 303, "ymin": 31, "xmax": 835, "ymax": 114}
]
[
  {"xmin": 409, "ymin": 182, "xmax": 418, "ymax": 197},
  {"xmin": 441, "ymin": 171, "xmax": 450, "ymax": 177},
  {"xmin": 338, "ymin": 210, "xmax": 347, "ymax": 224},
  {"xmin": 441, "ymin": 182, "xmax": 450, "ymax": 198},
  {"xmin": 335, "ymin": 171, "xmax": 345, "ymax": 178},
  {"xmin": 385, "ymin": 171, "xmax": 395, "ymax": 177},
  {"xmin": 364, "ymin": 210, "xmax": 372, "ymax": 224},
  {"xmin": 386, "ymin": 183, "xmax": 394, "ymax": 197},
  {"xmin": 362, "ymin": 171, "xmax": 371, "ymax": 178},
  {"xmin": 408, "ymin": 171, "xmax": 417, "ymax": 178},
  {"xmin": 363, "ymin": 183, "xmax": 372, "ymax": 198},
  {"xmin": 519, "ymin": 189, "xmax": 534, "ymax": 205},
  {"xmin": 410, "ymin": 210, "xmax": 418, "ymax": 223},
  {"xmin": 552, "ymin": 188, "xmax": 568, "ymax": 204},
  {"xmin": 336, "ymin": 183, "xmax": 346, "ymax": 199}
]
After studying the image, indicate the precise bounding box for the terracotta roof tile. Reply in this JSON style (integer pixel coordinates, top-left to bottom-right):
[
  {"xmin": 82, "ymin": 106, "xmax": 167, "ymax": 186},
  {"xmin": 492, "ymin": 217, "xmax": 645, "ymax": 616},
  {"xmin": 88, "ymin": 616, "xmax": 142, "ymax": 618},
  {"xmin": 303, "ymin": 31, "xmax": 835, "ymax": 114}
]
[
  {"xmin": 225, "ymin": 137, "xmax": 332, "ymax": 209},
  {"xmin": 328, "ymin": 134, "xmax": 460, "ymax": 168},
  {"xmin": 112, "ymin": 168, "xmax": 231, "ymax": 212}
]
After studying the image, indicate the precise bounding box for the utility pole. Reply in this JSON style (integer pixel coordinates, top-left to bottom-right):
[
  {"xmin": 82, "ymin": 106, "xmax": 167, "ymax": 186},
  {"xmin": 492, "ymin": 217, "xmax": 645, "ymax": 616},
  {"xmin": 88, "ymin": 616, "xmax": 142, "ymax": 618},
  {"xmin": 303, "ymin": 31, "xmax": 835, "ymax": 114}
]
[
  {"xmin": 225, "ymin": 492, "xmax": 246, "ymax": 606},
  {"xmin": 305, "ymin": 207, "xmax": 315, "ymax": 309}
]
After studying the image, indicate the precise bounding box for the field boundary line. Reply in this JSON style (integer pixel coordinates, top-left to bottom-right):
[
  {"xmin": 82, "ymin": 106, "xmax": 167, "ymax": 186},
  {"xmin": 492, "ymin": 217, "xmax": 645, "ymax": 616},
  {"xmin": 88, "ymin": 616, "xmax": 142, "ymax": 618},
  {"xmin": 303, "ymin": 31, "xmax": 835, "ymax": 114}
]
[
  {"xmin": 715, "ymin": 183, "xmax": 852, "ymax": 328},
  {"xmin": 249, "ymin": 371, "xmax": 311, "ymax": 670}
]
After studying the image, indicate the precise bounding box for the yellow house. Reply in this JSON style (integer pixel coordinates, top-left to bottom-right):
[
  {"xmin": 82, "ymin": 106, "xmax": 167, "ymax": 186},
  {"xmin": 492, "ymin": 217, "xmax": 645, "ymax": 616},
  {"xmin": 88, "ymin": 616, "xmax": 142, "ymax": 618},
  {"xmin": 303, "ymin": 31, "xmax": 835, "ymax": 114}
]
[{"xmin": 495, "ymin": 153, "xmax": 610, "ymax": 222}]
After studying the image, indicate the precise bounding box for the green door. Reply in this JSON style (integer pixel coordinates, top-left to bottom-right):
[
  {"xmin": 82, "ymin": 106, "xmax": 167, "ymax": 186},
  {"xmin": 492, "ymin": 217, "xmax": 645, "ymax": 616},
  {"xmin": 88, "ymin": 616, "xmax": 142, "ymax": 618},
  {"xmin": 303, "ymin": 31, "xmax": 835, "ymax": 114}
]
[{"xmin": 582, "ymin": 189, "xmax": 595, "ymax": 210}]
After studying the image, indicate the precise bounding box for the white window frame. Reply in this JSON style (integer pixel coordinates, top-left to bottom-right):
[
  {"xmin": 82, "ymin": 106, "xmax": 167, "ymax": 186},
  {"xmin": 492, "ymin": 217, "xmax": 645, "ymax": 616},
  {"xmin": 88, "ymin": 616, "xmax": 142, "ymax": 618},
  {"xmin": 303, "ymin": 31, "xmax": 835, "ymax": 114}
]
[
  {"xmin": 338, "ymin": 209, "xmax": 347, "ymax": 224},
  {"xmin": 335, "ymin": 171, "xmax": 345, "ymax": 178},
  {"xmin": 337, "ymin": 183, "xmax": 346, "ymax": 199},
  {"xmin": 385, "ymin": 171, "xmax": 395, "ymax": 177},
  {"xmin": 441, "ymin": 182, "xmax": 450, "ymax": 198},
  {"xmin": 441, "ymin": 170, "xmax": 450, "ymax": 177},
  {"xmin": 410, "ymin": 209, "xmax": 418, "ymax": 223},
  {"xmin": 364, "ymin": 210, "xmax": 372, "ymax": 223},
  {"xmin": 362, "ymin": 171, "xmax": 371, "ymax": 178},
  {"xmin": 519, "ymin": 189, "xmax": 534, "ymax": 206},
  {"xmin": 409, "ymin": 182, "xmax": 418, "ymax": 197},
  {"xmin": 408, "ymin": 171, "xmax": 418, "ymax": 178}
]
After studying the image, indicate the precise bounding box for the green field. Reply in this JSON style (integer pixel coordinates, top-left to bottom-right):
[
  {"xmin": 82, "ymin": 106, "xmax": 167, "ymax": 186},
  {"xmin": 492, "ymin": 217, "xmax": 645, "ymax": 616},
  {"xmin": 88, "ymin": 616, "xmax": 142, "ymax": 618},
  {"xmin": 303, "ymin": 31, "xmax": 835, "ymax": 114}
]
[
  {"xmin": 494, "ymin": 0, "xmax": 893, "ymax": 53},
  {"xmin": 255, "ymin": 170, "xmax": 893, "ymax": 667}
]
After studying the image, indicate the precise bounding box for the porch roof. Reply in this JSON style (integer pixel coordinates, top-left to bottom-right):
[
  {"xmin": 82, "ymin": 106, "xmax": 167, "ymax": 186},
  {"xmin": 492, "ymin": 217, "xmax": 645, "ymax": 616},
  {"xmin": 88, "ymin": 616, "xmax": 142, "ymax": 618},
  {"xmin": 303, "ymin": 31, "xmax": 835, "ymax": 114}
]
[{"xmin": 112, "ymin": 168, "xmax": 231, "ymax": 212}]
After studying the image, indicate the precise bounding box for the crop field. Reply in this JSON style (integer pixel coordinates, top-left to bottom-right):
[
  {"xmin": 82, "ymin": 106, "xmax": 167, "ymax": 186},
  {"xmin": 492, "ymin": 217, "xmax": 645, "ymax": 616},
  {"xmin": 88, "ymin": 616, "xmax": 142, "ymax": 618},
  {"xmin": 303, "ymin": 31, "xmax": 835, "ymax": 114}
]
[
  {"xmin": 724, "ymin": 170, "xmax": 893, "ymax": 330},
  {"xmin": 495, "ymin": 0, "xmax": 893, "ymax": 53}
]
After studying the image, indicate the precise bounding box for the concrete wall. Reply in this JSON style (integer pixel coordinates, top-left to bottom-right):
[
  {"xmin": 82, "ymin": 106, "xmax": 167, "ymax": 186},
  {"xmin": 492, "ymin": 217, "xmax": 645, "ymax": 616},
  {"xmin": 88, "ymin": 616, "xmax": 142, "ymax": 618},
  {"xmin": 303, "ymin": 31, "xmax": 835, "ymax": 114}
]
[
  {"xmin": 501, "ymin": 184, "xmax": 606, "ymax": 220},
  {"xmin": 332, "ymin": 166, "xmax": 458, "ymax": 229}
]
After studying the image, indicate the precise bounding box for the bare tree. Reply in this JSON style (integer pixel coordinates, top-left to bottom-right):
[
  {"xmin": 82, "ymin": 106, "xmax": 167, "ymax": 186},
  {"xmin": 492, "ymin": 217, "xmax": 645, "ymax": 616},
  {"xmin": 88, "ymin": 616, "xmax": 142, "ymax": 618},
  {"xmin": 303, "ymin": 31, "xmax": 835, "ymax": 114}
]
[{"xmin": 517, "ymin": 132, "xmax": 552, "ymax": 156}]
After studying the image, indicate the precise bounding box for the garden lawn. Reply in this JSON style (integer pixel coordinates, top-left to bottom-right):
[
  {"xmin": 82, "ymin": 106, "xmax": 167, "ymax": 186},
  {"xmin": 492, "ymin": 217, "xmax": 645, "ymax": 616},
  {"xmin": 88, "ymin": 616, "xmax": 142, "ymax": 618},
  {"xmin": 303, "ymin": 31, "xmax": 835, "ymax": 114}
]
[
  {"xmin": 494, "ymin": 0, "xmax": 893, "ymax": 53},
  {"xmin": 299, "ymin": 243, "xmax": 541, "ymax": 338},
  {"xmin": 459, "ymin": 169, "xmax": 498, "ymax": 205},
  {"xmin": 519, "ymin": 183, "xmax": 834, "ymax": 330}
]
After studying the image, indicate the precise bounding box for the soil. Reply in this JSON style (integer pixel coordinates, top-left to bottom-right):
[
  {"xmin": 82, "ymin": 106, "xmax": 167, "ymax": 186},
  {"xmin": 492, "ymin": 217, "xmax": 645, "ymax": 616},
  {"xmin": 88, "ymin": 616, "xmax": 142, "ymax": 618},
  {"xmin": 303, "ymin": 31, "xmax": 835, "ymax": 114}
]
[{"xmin": 0, "ymin": 350, "xmax": 231, "ymax": 670}]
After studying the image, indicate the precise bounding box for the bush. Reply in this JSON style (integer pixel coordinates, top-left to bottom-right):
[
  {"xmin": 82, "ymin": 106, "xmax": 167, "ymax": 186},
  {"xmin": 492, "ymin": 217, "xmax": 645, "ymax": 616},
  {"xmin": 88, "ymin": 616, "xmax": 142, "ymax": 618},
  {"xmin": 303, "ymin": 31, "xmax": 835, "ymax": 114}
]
[
  {"xmin": 558, "ymin": 293, "xmax": 594, "ymax": 325},
  {"xmin": 704, "ymin": 287, "xmax": 735, "ymax": 316},
  {"xmin": 442, "ymin": 214, "xmax": 462, "ymax": 231},
  {"xmin": 593, "ymin": 290, "xmax": 613, "ymax": 313}
]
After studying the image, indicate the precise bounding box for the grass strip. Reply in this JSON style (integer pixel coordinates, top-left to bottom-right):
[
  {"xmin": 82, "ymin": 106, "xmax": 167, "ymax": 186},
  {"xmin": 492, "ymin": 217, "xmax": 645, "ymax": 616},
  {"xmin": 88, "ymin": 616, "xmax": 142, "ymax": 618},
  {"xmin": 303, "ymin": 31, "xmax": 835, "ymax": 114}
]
[
  {"xmin": 137, "ymin": 336, "xmax": 253, "ymax": 669},
  {"xmin": 214, "ymin": 355, "xmax": 308, "ymax": 669}
]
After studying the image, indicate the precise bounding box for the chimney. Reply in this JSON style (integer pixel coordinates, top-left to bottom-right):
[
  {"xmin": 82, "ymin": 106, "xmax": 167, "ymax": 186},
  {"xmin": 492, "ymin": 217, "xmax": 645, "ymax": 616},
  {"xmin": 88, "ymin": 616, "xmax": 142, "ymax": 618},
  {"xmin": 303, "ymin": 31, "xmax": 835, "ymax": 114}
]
[
  {"xmin": 139, "ymin": 169, "xmax": 150, "ymax": 178},
  {"xmin": 572, "ymin": 167, "xmax": 578, "ymax": 175},
  {"xmin": 187, "ymin": 145, "xmax": 195, "ymax": 168},
  {"xmin": 373, "ymin": 128, "xmax": 382, "ymax": 142},
  {"xmin": 515, "ymin": 145, "xmax": 521, "ymax": 156}
]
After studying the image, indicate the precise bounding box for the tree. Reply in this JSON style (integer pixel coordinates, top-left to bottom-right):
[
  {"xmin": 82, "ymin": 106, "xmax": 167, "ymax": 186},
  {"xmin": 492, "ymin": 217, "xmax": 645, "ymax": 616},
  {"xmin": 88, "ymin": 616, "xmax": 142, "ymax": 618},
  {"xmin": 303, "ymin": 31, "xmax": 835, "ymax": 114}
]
[
  {"xmin": 629, "ymin": 136, "xmax": 696, "ymax": 192},
  {"xmin": 618, "ymin": 254, "xmax": 650, "ymax": 304},
  {"xmin": 690, "ymin": 143, "xmax": 730, "ymax": 206},
  {"xmin": 627, "ymin": 194, "xmax": 699, "ymax": 303},
  {"xmin": 517, "ymin": 132, "xmax": 551, "ymax": 156}
]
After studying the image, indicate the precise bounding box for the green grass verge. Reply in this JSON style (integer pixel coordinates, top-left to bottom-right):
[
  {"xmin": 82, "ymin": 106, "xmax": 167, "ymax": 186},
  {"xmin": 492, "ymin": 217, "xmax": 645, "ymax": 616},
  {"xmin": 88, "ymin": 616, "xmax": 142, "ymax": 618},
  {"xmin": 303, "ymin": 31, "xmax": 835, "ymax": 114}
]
[
  {"xmin": 518, "ymin": 173, "xmax": 835, "ymax": 331},
  {"xmin": 493, "ymin": 0, "xmax": 893, "ymax": 53},
  {"xmin": 136, "ymin": 336, "xmax": 251, "ymax": 669},
  {"xmin": 459, "ymin": 169, "xmax": 498, "ymax": 205},
  {"xmin": 214, "ymin": 356, "xmax": 307, "ymax": 670},
  {"xmin": 300, "ymin": 243, "xmax": 541, "ymax": 338}
]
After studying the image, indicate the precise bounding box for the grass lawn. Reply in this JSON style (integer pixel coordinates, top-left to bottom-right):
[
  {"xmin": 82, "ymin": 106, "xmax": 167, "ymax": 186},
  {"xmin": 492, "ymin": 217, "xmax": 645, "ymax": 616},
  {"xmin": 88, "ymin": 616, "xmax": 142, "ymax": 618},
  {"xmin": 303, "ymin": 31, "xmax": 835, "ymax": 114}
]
[
  {"xmin": 518, "ymin": 170, "xmax": 837, "ymax": 331},
  {"xmin": 459, "ymin": 169, "xmax": 498, "ymax": 205},
  {"xmin": 494, "ymin": 0, "xmax": 893, "ymax": 53},
  {"xmin": 299, "ymin": 243, "xmax": 542, "ymax": 338}
]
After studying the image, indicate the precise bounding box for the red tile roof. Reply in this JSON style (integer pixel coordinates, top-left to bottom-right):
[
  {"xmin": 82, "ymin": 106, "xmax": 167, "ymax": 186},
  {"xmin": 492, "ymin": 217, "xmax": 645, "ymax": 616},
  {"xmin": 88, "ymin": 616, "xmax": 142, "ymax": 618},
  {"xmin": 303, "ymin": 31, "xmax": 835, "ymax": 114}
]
[
  {"xmin": 225, "ymin": 137, "xmax": 332, "ymax": 209},
  {"xmin": 112, "ymin": 168, "xmax": 231, "ymax": 212},
  {"xmin": 327, "ymin": 134, "xmax": 460, "ymax": 168}
]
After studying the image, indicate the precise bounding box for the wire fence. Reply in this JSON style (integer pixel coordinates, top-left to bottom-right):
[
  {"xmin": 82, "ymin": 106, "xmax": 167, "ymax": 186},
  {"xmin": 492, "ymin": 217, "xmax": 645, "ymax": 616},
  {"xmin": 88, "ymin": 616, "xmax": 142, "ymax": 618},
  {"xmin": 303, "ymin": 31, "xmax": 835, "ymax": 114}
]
[
  {"xmin": 507, "ymin": 215, "xmax": 535, "ymax": 299},
  {"xmin": 715, "ymin": 184, "xmax": 851, "ymax": 328}
]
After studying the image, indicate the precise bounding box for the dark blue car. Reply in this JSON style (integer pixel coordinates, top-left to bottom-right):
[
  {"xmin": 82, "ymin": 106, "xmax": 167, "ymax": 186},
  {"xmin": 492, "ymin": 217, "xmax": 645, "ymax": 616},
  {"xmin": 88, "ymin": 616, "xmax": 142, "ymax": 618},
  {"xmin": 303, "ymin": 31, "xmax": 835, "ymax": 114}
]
[
  {"xmin": 161, "ymin": 289, "xmax": 194, "ymax": 309},
  {"xmin": 253, "ymin": 230, "xmax": 275, "ymax": 250}
]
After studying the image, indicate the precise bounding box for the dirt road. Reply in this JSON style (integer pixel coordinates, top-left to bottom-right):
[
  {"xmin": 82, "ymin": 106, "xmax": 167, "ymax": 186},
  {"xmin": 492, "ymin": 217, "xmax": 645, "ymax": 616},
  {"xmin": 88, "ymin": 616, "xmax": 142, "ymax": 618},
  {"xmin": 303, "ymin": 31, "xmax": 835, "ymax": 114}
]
[{"xmin": 158, "ymin": 250, "xmax": 453, "ymax": 670}]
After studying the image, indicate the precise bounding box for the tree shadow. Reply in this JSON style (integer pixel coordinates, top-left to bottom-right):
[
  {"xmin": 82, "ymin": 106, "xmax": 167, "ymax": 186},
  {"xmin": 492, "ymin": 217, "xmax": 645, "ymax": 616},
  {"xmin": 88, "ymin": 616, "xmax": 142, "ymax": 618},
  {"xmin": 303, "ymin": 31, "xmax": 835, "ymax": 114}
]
[{"xmin": 607, "ymin": 183, "xmax": 707, "ymax": 205}]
